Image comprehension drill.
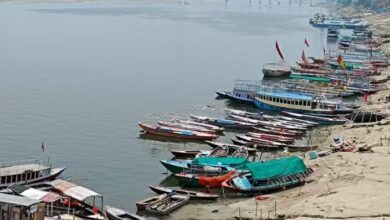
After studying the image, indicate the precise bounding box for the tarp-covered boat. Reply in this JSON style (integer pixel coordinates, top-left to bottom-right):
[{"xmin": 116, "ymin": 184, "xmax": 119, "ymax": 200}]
[{"xmin": 222, "ymin": 156, "xmax": 314, "ymax": 193}]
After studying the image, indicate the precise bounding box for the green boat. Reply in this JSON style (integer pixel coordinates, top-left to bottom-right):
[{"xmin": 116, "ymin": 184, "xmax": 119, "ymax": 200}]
[{"xmin": 289, "ymin": 74, "xmax": 332, "ymax": 83}]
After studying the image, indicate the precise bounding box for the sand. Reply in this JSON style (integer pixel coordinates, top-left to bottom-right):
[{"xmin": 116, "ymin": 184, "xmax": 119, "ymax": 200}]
[{"xmin": 170, "ymin": 13, "xmax": 390, "ymax": 220}]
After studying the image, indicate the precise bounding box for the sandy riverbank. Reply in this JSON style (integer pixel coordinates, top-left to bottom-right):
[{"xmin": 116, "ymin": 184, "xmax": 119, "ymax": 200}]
[{"xmin": 170, "ymin": 14, "xmax": 390, "ymax": 220}]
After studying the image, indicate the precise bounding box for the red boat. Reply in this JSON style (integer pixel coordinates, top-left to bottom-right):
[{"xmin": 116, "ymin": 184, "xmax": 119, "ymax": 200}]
[
  {"xmin": 253, "ymin": 127, "xmax": 303, "ymax": 138},
  {"xmin": 246, "ymin": 132, "xmax": 295, "ymax": 143},
  {"xmin": 138, "ymin": 123, "xmax": 217, "ymax": 140}
]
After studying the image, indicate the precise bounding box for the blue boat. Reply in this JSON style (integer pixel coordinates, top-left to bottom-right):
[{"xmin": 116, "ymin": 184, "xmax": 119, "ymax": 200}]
[
  {"xmin": 311, "ymin": 18, "xmax": 367, "ymax": 30},
  {"xmin": 253, "ymin": 88, "xmax": 353, "ymax": 114}
]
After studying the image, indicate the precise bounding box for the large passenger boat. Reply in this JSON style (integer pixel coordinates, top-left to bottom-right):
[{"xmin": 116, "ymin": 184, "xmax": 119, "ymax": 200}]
[
  {"xmin": 0, "ymin": 160, "xmax": 67, "ymax": 189},
  {"xmin": 253, "ymin": 88, "xmax": 353, "ymax": 114}
]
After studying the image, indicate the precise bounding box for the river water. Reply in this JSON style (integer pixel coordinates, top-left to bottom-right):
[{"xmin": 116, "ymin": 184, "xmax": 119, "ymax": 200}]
[{"xmin": 0, "ymin": 0, "xmax": 325, "ymax": 213}]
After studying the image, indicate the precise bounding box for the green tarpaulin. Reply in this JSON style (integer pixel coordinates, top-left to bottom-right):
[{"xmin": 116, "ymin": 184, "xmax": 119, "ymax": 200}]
[
  {"xmin": 192, "ymin": 157, "xmax": 247, "ymax": 167},
  {"xmin": 244, "ymin": 156, "xmax": 307, "ymax": 180}
]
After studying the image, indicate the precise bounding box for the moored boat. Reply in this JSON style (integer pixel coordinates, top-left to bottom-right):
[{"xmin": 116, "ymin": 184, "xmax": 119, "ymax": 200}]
[
  {"xmin": 170, "ymin": 150, "xmax": 205, "ymax": 158},
  {"xmin": 254, "ymin": 88, "xmax": 353, "ymax": 114},
  {"xmin": 145, "ymin": 194, "xmax": 189, "ymax": 216},
  {"xmin": 262, "ymin": 62, "xmax": 292, "ymax": 77},
  {"xmin": 105, "ymin": 206, "xmax": 145, "ymax": 220},
  {"xmin": 157, "ymin": 121, "xmax": 217, "ymax": 134},
  {"xmin": 51, "ymin": 180, "xmax": 106, "ymax": 220},
  {"xmin": 148, "ymin": 185, "xmax": 219, "ymax": 200},
  {"xmin": 0, "ymin": 160, "xmax": 67, "ymax": 189},
  {"xmin": 205, "ymin": 141, "xmax": 257, "ymax": 155},
  {"xmin": 189, "ymin": 114, "xmax": 255, "ymax": 129},
  {"xmin": 222, "ymin": 156, "xmax": 314, "ymax": 193},
  {"xmin": 282, "ymin": 111, "xmax": 347, "ymax": 125},
  {"xmin": 138, "ymin": 123, "xmax": 217, "ymax": 140},
  {"xmin": 287, "ymin": 145, "xmax": 318, "ymax": 152},
  {"xmin": 175, "ymin": 120, "xmax": 225, "ymax": 133},
  {"xmin": 175, "ymin": 170, "xmax": 237, "ymax": 188},
  {"xmin": 135, "ymin": 194, "xmax": 167, "ymax": 211}
]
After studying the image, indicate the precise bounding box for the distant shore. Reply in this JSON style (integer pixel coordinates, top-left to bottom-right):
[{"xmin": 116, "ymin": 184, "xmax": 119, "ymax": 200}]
[{"xmin": 171, "ymin": 10, "xmax": 390, "ymax": 220}]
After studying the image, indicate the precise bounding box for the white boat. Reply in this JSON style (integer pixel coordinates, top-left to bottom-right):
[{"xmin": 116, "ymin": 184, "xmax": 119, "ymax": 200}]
[
  {"xmin": 0, "ymin": 160, "xmax": 67, "ymax": 189},
  {"xmin": 262, "ymin": 62, "xmax": 291, "ymax": 77}
]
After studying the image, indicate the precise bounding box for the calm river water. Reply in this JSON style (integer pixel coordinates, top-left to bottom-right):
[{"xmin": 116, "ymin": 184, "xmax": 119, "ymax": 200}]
[{"xmin": 0, "ymin": 0, "xmax": 325, "ymax": 213}]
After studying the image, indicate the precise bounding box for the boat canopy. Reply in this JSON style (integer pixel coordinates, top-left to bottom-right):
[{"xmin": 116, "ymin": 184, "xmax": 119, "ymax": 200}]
[
  {"xmin": 0, "ymin": 193, "xmax": 40, "ymax": 207},
  {"xmin": 8, "ymin": 184, "xmax": 61, "ymax": 203},
  {"xmin": 257, "ymin": 90, "xmax": 313, "ymax": 101},
  {"xmin": 52, "ymin": 180, "xmax": 101, "ymax": 201},
  {"xmin": 192, "ymin": 157, "xmax": 247, "ymax": 167},
  {"xmin": 244, "ymin": 156, "xmax": 307, "ymax": 180}
]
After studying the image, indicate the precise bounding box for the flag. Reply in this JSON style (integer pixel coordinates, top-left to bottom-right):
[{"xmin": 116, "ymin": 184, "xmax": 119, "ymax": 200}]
[
  {"xmin": 304, "ymin": 38, "xmax": 310, "ymax": 47},
  {"xmin": 275, "ymin": 41, "xmax": 285, "ymax": 61},
  {"xmin": 41, "ymin": 141, "xmax": 45, "ymax": 152},
  {"xmin": 337, "ymin": 55, "xmax": 346, "ymax": 69},
  {"xmin": 301, "ymin": 50, "xmax": 308, "ymax": 65},
  {"xmin": 323, "ymin": 45, "xmax": 326, "ymax": 56}
]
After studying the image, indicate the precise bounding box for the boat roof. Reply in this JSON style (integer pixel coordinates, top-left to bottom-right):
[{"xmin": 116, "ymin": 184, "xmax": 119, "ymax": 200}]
[
  {"xmin": 0, "ymin": 193, "xmax": 40, "ymax": 207},
  {"xmin": 8, "ymin": 184, "xmax": 61, "ymax": 203},
  {"xmin": 0, "ymin": 164, "xmax": 50, "ymax": 176},
  {"xmin": 52, "ymin": 180, "xmax": 101, "ymax": 201},
  {"xmin": 257, "ymin": 90, "xmax": 313, "ymax": 101},
  {"xmin": 244, "ymin": 156, "xmax": 307, "ymax": 180}
]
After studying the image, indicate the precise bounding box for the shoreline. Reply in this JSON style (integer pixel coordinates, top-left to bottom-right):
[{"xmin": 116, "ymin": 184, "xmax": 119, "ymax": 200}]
[{"xmin": 171, "ymin": 11, "xmax": 390, "ymax": 220}]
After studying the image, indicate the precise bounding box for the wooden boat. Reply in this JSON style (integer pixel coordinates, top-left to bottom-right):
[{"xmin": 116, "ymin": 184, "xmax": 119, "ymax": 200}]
[
  {"xmin": 175, "ymin": 119, "xmax": 225, "ymax": 133},
  {"xmin": 275, "ymin": 115, "xmax": 318, "ymax": 126},
  {"xmin": 262, "ymin": 62, "xmax": 292, "ymax": 77},
  {"xmin": 51, "ymin": 180, "xmax": 106, "ymax": 220},
  {"xmin": 205, "ymin": 146, "xmax": 229, "ymax": 157},
  {"xmin": 135, "ymin": 194, "xmax": 167, "ymax": 211},
  {"xmin": 148, "ymin": 185, "xmax": 219, "ymax": 200},
  {"xmin": 215, "ymin": 91, "xmax": 231, "ymax": 99},
  {"xmin": 246, "ymin": 132, "xmax": 295, "ymax": 143},
  {"xmin": 327, "ymin": 28, "xmax": 339, "ymax": 38},
  {"xmin": 170, "ymin": 150, "xmax": 205, "ymax": 158},
  {"xmin": 281, "ymin": 111, "xmax": 347, "ymax": 125},
  {"xmin": 236, "ymin": 135, "xmax": 286, "ymax": 147},
  {"xmin": 287, "ymin": 145, "xmax": 318, "ymax": 152},
  {"xmin": 138, "ymin": 123, "xmax": 217, "ymax": 140},
  {"xmin": 190, "ymin": 114, "xmax": 256, "ymax": 129},
  {"xmin": 292, "ymin": 66, "xmax": 333, "ymax": 75},
  {"xmin": 175, "ymin": 170, "xmax": 237, "ymax": 188},
  {"xmin": 222, "ymin": 157, "xmax": 314, "ymax": 193},
  {"xmin": 160, "ymin": 159, "xmax": 232, "ymax": 175},
  {"xmin": 224, "ymin": 108, "xmax": 263, "ymax": 120},
  {"xmin": 189, "ymin": 114, "xmax": 255, "ymax": 129},
  {"xmin": 157, "ymin": 121, "xmax": 216, "ymax": 134},
  {"xmin": 227, "ymin": 114, "xmax": 262, "ymax": 125},
  {"xmin": 0, "ymin": 160, "xmax": 67, "ymax": 189},
  {"xmin": 231, "ymin": 139, "xmax": 281, "ymax": 150},
  {"xmin": 253, "ymin": 127, "xmax": 303, "ymax": 137},
  {"xmin": 105, "ymin": 206, "xmax": 145, "ymax": 220},
  {"xmin": 145, "ymin": 194, "xmax": 189, "ymax": 216},
  {"xmin": 205, "ymin": 141, "xmax": 257, "ymax": 155},
  {"xmin": 216, "ymin": 91, "xmax": 254, "ymax": 104},
  {"xmin": 228, "ymin": 113, "xmax": 305, "ymax": 131},
  {"xmin": 231, "ymin": 146, "xmax": 249, "ymax": 158},
  {"xmin": 345, "ymin": 111, "xmax": 387, "ymax": 123}
]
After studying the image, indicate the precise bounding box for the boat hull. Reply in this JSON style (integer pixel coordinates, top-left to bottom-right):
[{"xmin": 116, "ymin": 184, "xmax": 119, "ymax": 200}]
[
  {"xmin": 0, "ymin": 166, "xmax": 67, "ymax": 189},
  {"xmin": 253, "ymin": 98, "xmax": 352, "ymax": 114},
  {"xmin": 148, "ymin": 185, "xmax": 219, "ymax": 200},
  {"xmin": 138, "ymin": 123, "xmax": 217, "ymax": 140}
]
